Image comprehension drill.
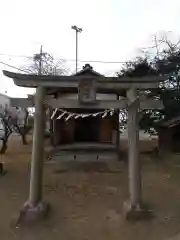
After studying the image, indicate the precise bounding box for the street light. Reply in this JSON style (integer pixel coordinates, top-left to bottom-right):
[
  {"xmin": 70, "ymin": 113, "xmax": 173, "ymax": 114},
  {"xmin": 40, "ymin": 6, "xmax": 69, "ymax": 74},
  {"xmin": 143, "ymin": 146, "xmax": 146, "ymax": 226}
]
[{"xmin": 71, "ymin": 25, "xmax": 83, "ymax": 73}]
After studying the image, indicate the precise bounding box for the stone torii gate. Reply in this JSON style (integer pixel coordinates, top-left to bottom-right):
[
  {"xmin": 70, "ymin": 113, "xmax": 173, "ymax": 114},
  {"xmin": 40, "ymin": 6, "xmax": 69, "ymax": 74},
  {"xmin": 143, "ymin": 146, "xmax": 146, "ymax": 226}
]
[{"xmin": 3, "ymin": 70, "xmax": 166, "ymax": 222}]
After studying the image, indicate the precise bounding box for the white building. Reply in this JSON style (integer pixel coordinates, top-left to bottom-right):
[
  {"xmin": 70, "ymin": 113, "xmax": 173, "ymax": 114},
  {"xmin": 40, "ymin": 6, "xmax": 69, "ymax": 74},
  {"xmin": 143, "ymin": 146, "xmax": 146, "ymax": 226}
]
[
  {"xmin": 0, "ymin": 93, "xmax": 10, "ymax": 109},
  {"xmin": 0, "ymin": 93, "xmax": 10, "ymax": 137}
]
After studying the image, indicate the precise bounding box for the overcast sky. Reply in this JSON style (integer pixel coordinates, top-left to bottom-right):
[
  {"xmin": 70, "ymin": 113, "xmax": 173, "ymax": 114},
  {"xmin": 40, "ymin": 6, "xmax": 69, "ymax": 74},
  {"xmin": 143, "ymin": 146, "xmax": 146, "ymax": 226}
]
[{"xmin": 0, "ymin": 0, "xmax": 180, "ymax": 97}]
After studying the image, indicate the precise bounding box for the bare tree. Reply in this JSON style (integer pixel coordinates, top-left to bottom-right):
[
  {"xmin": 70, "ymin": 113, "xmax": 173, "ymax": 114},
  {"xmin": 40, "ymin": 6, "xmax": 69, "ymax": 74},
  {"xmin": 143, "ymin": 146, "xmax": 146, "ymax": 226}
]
[
  {"xmin": 22, "ymin": 52, "xmax": 68, "ymax": 75},
  {"xmin": 21, "ymin": 51, "xmax": 69, "ymax": 140},
  {"xmin": 0, "ymin": 107, "xmax": 32, "ymax": 154},
  {"xmin": 140, "ymin": 31, "xmax": 180, "ymax": 61}
]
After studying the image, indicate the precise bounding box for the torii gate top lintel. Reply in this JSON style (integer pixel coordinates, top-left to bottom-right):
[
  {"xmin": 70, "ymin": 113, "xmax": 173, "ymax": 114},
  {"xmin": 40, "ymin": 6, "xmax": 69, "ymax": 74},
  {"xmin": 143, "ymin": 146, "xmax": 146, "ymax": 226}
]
[{"xmin": 3, "ymin": 70, "xmax": 167, "ymax": 91}]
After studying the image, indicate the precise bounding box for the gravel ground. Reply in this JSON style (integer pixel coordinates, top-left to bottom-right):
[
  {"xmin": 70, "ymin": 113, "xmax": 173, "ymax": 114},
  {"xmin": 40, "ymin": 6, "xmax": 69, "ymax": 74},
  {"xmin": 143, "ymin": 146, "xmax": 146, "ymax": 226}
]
[{"xmin": 0, "ymin": 135, "xmax": 179, "ymax": 240}]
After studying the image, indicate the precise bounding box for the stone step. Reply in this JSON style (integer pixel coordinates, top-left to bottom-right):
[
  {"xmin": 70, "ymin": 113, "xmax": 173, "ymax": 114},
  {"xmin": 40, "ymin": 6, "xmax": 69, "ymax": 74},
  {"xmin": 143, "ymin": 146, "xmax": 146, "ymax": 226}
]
[{"xmin": 46, "ymin": 151, "xmax": 118, "ymax": 162}]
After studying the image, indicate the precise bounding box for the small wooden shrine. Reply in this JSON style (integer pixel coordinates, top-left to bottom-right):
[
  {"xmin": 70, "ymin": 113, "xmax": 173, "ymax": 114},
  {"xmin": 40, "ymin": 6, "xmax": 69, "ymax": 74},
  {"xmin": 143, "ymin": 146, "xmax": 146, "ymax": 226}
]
[
  {"xmin": 3, "ymin": 66, "xmax": 166, "ymax": 223},
  {"xmin": 49, "ymin": 64, "xmax": 119, "ymax": 146}
]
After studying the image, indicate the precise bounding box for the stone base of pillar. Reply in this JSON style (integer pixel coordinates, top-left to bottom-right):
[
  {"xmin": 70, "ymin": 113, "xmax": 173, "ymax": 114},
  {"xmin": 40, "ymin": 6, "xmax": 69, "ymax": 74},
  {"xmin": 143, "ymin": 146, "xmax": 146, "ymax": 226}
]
[
  {"xmin": 16, "ymin": 200, "xmax": 50, "ymax": 226},
  {"xmin": 123, "ymin": 200, "xmax": 154, "ymax": 221}
]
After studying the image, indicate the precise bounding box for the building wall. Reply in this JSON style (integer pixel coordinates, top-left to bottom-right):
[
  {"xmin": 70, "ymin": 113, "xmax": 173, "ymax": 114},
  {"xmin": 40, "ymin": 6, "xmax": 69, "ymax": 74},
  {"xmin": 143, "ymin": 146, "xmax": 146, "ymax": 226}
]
[
  {"xmin": 0, "ymin": 94, "xmax": 11, "ymax": 135},
  {"xmin": 158, "ymin": 127, "xmax": 173, "ymax": 154},
  {"xmin": 0, "ymin": 94, "xmax": 10, "ymax": 108},
  {"xmin": 52, "ymin": 114, "xmax": 117, "ymax": 145},
  {"xmin": 10, "ymin": 98, "xmax": 33, "ymax": 108},
  {"xmin": 158, "ymin": 125, "xmax": 180, "ymax": 153},
  {"xmin": 63, "ymin": 119, "xmax": 75, "ymax": 143},
  {"xmin": 100, "ymin": 117, "xmax": 114, "ymax": 142}
]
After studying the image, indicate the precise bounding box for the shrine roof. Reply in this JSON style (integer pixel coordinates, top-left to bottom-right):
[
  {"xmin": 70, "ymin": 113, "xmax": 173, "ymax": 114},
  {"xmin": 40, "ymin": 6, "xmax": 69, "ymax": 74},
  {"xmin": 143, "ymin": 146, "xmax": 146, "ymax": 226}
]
[{"xmin": 72, "ymin": 64, "xmax": 104, "ymax": 77}]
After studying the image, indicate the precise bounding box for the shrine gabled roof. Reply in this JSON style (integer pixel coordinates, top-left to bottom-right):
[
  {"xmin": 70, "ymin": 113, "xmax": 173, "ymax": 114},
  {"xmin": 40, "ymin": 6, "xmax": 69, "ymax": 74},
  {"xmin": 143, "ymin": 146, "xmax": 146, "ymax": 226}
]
[{"xmin": 72, "ymin": 64, "xmax": 104, "ymax": 77}]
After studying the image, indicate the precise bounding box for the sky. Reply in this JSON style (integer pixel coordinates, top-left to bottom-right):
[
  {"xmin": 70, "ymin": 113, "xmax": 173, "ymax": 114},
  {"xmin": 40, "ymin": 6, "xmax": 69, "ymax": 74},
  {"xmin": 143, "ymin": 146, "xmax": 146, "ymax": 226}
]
[{"xmin": 0, "ymin": 0, "xmax": 180, "ymax": 97}]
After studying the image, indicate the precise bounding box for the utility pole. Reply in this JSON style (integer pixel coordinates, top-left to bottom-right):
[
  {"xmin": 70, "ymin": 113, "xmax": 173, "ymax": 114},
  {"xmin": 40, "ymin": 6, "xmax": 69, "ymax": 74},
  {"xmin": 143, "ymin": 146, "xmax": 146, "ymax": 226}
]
[
  {"xmin": 71, "ymin": 25, "xmax": 82, "ymax": 73},
  {"xmin": 154, "ymin": 34, "xmax": 160, "ymax": 60},
  {"xmin": 38, "ymin": 45, "xmax": 43, "ymax": 75}
]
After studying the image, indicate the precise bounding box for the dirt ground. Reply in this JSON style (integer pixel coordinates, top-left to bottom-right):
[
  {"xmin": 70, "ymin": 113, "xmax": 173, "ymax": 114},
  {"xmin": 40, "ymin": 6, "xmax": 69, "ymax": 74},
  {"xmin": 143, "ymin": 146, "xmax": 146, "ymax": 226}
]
[{"xmin": 0, "ymin": 135, "xmax": 180, "ymax": 240}]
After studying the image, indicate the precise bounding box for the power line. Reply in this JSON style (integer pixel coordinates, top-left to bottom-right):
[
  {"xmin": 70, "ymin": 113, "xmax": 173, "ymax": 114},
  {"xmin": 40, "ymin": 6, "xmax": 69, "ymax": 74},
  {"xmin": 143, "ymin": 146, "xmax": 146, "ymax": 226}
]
[
  {"xmin": 54, "ymin": 58, "xmax": 128, "ymax": 64},
  {"xmin": 0, "ymin": 59, "xmax": 121, "ymax": 77},
  {"xmin": 0, "ymin": 60, "xmax": 30, "ymax": 74},
  {"xmin": 0, "ymin": 53, "xmax": 131, "ymax": 64},
  {"xmin": 0, "ymin": 57, "xmax": 125, "ymax": 75},
  {"xmin": 0, "ymin": 58, "xmax": 174, "ymax": 77},
  {"xmin": 0, "ymin": 53, "xmax": 33, "ymax": 59}
]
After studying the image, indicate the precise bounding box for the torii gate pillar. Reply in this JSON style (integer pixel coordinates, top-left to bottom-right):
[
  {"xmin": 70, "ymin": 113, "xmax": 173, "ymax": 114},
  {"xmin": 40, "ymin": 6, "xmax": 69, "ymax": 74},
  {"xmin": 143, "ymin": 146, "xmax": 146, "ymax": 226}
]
[
  {"xmin": 18, "ymin": 86, "xmax": 50, "ymax": 223},
  {"xmin": 124, "ymin": 88, "xmax": 153, "ymax": 220}
]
